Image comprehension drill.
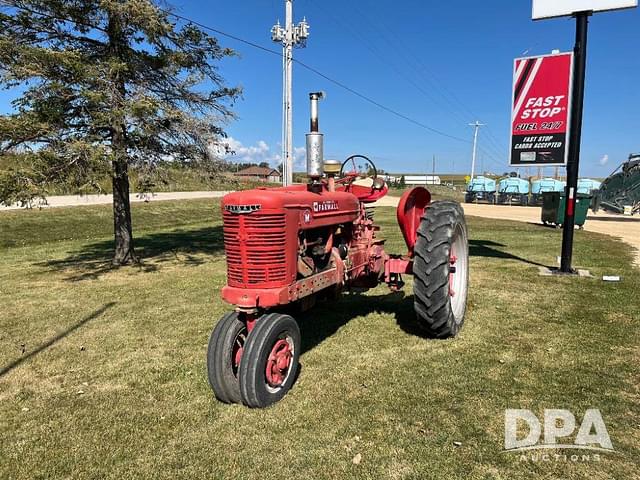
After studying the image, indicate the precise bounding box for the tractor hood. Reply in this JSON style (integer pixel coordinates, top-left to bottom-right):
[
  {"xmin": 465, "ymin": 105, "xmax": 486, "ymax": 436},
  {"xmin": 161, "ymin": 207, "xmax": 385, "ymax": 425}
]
[{"xmin": 221, "ymin": 185, "xmax": 360, "ymax": 228}]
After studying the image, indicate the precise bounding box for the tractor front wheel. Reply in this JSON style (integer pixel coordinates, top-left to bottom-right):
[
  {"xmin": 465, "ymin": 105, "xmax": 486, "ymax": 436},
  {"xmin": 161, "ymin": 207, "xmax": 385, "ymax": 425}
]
[
  {"xmin": 207, "ymin": 312, "xmax": 246, "ymax": 404},
  {"xmin": 413, "ymin": 201, "xmax": 469, "ymax": 338},
  {"xmin": 239, "ymin": 313, "xmax": 301, "ymax": 408}
]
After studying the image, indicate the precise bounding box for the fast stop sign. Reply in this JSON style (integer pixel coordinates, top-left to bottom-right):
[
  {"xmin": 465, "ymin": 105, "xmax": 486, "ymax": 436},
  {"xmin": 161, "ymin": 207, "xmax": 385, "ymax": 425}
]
[{"xmin": 510, "ymin": 52, "xmax": 573, "ymax": 167}]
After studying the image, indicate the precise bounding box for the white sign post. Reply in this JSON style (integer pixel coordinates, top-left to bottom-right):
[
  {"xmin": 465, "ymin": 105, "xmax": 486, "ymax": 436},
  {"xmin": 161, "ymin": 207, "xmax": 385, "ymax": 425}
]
[{"xmin": 533, "ymin": 0, "xmax": 637, "ymax": 19}]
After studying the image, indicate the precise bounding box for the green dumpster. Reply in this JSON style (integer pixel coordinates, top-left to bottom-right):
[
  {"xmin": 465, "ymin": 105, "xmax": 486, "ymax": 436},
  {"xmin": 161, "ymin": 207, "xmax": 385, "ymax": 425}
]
[{"xmin": 541, "ymin": 191, "xmax": 591, "ymax": 228}]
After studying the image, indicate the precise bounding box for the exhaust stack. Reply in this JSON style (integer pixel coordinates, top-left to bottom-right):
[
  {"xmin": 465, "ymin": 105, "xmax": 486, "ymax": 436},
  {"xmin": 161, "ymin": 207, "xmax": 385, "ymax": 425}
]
[{"xmin": 306, "ymin": 92, "xmax": 325, "ymax": 180}]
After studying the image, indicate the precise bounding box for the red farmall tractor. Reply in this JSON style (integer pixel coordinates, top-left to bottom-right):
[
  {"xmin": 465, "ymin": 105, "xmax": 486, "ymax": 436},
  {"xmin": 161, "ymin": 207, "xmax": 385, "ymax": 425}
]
[{"xmin": 207, "ymin": 93, "xmax": 469, "ymax": 408}]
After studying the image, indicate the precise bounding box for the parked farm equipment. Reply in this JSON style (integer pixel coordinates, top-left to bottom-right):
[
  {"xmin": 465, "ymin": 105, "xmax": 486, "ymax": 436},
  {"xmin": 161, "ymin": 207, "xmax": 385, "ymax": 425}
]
[
  {"xmin": 577, "ymin": 178, "xmax": 601, "ymax": 195},
  {"xmin": 464, "ymin": 176, "xmax": 496, "ymax": 204},
  {"xmin": 206, "ymin": 93, "xmax": 470, "ymax": 407},
  {"xmin": 593, "ymin": 153, "xmax": 640, "ymax": 215},
  {"xmin": 531, "ymin": 177, "xmax": 565, "ymax": 205},
  {"xmin": 497, "ymin": 177, "xmax": 530, "ymax": 206}
]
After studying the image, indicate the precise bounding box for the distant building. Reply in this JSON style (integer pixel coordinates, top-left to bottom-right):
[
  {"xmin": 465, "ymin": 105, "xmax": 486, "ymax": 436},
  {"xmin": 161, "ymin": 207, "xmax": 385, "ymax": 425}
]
[
  {"xmin": 235, "ymin": 166, "xmax": 281, "ymax": 183},
  {"xmin": 404, "ymin": 175, "xmax": 441, "ymax": 185}
]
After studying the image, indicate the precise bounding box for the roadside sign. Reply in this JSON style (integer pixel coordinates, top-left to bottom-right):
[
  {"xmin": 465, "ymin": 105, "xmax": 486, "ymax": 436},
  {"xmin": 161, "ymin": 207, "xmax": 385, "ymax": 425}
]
[
  {"xmin": 510, "ymin": 52, "xmax": 573, "ymax": 167},
  {"xmin": 531, "ymin": 1, "xmax": 636, "ymax": 274},
  {"xmin": 533, "ymin": 0, "xmax": 637, "ymax": 19}
]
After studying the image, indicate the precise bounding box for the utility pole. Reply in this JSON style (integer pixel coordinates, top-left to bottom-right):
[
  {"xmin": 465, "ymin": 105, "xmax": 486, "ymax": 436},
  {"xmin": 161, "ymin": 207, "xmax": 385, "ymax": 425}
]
[
  {"xmin": 271, "ymin": 1, "xmax": 309, "ymax": 186},
  {"xmin": 469, "ymin": 121, "xmax": 484, "ymax": 181},
  {"xmin": 432, "ymin": 154, "xmax": 435, "ymax": 183}
]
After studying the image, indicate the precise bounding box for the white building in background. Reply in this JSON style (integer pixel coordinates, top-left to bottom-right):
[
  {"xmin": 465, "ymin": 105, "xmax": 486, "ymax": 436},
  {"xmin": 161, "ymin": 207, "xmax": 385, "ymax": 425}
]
[{"xmin": 404, "ymin": 175, "xmax": 441, "ymax": 185}]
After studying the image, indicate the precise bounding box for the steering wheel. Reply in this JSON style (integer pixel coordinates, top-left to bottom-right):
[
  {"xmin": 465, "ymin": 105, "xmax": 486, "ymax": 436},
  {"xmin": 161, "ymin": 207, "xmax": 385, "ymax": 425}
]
[{"xmin": 339, "ymin": 155, "xmax": 378, "ymax": 181}]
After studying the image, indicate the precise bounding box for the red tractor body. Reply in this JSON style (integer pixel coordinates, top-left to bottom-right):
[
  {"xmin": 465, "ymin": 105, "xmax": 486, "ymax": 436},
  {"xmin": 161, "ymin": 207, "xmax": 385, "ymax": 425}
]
[
  {"xmin": 220, "ymin": 181, "xmax": 427, "ymax": 310},
  {"xmin": 207, "ymin": 94, "xmax": 469, "ymax": 408}
]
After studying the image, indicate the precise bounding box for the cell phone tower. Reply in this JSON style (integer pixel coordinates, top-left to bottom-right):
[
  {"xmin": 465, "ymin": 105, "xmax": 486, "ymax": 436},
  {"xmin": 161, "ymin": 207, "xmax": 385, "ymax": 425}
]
[{"xmin": 271, "ymin": 1, "xmax": 309, "ymax": 186}]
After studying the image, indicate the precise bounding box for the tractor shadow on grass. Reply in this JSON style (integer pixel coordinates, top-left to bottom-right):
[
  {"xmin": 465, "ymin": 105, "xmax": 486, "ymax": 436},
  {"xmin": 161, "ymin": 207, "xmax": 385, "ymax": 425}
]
[
  {"xmin": 297, "ymin": 290, "xmax": 461, "ymax": 343},
  {"xmin": 37, "ymin": 225, "xmax": 225, "ymax": 281},
  {"xmin": 298, "ymin": 239, "xmax": 549, "ymax": 348},
  {"xmin": 296, "ymin": 290, "xmax": 423, "ymax": 350}
]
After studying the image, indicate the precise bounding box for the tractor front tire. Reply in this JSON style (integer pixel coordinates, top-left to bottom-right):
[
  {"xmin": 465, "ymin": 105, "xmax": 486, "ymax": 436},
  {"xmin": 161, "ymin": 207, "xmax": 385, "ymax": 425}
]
[
  {"xmin": 207, "ymin": 312, "xmax": 246, "ymax": 404},
  {"xmin": 239, "ymin": 313, "xmax": 301, "ymax": 408},
  {"xmin": 413, "ymin": 201, "xmax": 469, "ymax": 338}
]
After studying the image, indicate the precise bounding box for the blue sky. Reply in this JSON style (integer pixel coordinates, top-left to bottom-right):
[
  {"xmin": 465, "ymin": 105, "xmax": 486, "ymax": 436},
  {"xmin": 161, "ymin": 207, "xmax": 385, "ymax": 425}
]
[{"xmin": 2, "ymin": 1, "xmax": 638, "ymax": 177}]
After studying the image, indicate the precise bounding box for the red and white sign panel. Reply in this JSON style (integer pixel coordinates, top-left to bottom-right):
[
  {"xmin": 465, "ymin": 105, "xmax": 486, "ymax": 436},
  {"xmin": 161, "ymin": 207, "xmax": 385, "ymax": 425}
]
[
  {"xmin": 533, "ymin": 0, "xmax": 637, "ymax": 20},
  {"xmin": 510, "ymin": 52, "xmax": 573, "ymax": 167}
]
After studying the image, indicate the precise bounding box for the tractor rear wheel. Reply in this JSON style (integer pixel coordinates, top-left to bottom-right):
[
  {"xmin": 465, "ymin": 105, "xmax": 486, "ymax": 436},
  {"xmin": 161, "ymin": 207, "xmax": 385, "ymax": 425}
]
[
  {"xmin": 239, "ymin": 313, "xmax": 301, "ymax": 408},
  {"xmin": 413, "ymin": 201, "xmax": 469, "ymax": 338},
  {"xmin": 207, "ymin": 312, "xmax": 246, "ymax": 404}
]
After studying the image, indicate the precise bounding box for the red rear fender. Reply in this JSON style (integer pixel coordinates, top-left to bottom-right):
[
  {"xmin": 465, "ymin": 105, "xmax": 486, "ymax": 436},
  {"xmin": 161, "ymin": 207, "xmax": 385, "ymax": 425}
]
[{"xmin": 396, "ymin": 187, "xmax": 431, "ymax": 256}]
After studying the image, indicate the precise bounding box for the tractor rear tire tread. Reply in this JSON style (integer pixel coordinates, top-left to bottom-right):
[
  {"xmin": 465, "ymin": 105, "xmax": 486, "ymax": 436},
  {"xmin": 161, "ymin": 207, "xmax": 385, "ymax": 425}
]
[{"xmin": 412, "ymin": 201, "xmax": 468, "ymax": 338}]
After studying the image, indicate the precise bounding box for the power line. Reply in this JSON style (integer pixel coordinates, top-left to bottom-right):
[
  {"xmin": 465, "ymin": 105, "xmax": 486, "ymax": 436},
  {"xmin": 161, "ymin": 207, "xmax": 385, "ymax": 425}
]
[
  {"xmin": 345, "ymin": 2, "xmax": 473, "ymax": 123},
  {"xmin": 312, "ymin": 1, "xmax": 509, "ymax": 166},
  {"xmin": 165, "ymin": 10, "xmax": 284, "ymax": 58},
  {"xmin": 293, "ymin": 60, "xmax": 470, "ymax": 143},
  {"xmin": 306, "ymin": 0, "xmax": 471, "ymax": 127},
  {"xmin": 162, "ymin": 8, "xmax": 472, "ymax": 144},
  {"xmin": 2, "ymin": 2, "xmax": 476, "ymax": 147},
  {"xmin": 344, "ymin": 2, "xmax": 512, "ymax": 155}
]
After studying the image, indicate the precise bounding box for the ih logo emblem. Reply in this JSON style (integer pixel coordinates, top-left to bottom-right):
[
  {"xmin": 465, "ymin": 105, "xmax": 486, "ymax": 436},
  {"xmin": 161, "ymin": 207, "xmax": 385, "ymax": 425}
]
[{"xmin": 504, "ymin": 409, "xmax": 613, "ymax": 453}]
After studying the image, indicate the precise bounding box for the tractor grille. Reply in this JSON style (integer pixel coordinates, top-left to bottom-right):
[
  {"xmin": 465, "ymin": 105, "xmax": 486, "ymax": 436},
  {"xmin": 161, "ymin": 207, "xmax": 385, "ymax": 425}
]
[{"xmin": 223, "ymin": 212, "xmax": 288, "ymax": 287}]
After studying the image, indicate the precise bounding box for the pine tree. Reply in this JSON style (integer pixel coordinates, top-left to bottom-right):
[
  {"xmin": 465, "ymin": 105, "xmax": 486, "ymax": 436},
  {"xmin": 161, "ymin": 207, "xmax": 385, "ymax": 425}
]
[{"xmin": 0, "ymin": 0, "xmax": 239, "ymax": 264}]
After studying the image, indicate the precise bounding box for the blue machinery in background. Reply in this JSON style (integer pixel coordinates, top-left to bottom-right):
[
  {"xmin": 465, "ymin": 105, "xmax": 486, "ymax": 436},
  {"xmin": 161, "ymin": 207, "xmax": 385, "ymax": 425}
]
[
  {"xmin": 497, "ymin": 177, "xmax": 530, "ymax": 205},
  {"xmin": 464, "ymin": 176, "xmax": 496, "ymax": 204}
]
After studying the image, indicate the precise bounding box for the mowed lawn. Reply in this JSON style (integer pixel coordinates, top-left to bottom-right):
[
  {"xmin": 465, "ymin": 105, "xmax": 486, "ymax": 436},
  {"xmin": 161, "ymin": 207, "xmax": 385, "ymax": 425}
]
[{"xmin": 1, "ymin": 199, "xmax": 639, "ymax": 479}]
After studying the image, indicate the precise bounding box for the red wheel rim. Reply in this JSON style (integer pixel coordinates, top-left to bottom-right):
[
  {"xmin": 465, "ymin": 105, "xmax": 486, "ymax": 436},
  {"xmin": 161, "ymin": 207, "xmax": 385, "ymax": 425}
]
[
  {"xmin": 265, "ymin": 338, "xmax": 293, "ymax": 388},
  {"xmin": 449, "ymin": 245, "xmax": 457, "ymax": 297},
  {"xmin": 231, "ymin": 329, "xmax": 246, "ymax": 377}
]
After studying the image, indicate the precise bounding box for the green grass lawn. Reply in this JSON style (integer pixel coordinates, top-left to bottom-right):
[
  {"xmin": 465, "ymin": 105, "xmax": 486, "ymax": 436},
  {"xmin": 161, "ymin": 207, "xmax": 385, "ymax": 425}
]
[{"xmin": 1, "ymin": 200, "xmax": 639, "ymax": 479}]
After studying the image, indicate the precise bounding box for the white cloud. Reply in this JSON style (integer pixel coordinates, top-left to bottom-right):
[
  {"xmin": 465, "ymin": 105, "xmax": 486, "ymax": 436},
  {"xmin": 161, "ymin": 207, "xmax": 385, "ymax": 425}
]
[
  {"xmin": 293, "ymin": 146, "xmax": 306, "ymax": 168},
  {"xmin": 209, "ymin": 137, "xmax": 305, "ymax": 169},
  {"xmin": 599, "ymin": 154, "xmax": 609, "ymax": 166}
]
